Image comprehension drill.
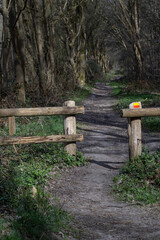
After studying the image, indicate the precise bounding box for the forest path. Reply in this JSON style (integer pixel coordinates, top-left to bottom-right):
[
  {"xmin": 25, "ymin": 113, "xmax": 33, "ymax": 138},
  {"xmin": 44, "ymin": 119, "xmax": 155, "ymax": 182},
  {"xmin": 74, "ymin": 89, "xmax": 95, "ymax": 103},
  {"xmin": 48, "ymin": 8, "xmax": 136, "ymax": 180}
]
[{"xmin": 50, "ymin": 81, "xmax": 160, "ymax": 240}]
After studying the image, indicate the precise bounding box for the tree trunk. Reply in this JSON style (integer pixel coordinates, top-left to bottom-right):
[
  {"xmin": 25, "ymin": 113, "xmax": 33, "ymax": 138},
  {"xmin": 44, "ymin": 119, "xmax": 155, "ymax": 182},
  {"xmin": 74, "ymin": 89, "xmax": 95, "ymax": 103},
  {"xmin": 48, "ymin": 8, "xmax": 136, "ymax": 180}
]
[
  {"xmin": 1, "ymin": 0, "xmax": 10, "ymax": 96},
  {"xmin": 132, "ymin": 0, "xmax": 144, "ymax": 82},
  {"xmin": 29, "ymin": 0, "xmax": 45, "ymax": 96},
  {"xmin": 133, "ymin": 41, "xmax": 143, "ymax": 82},
  {"xmin": 9, "ymin": 0, "xmax": 26, "ymax": 103},
  {"xmin": 76, "ymin": 31, "xmax": 86, "ymax": 87},
  {"xmin": 42, "ymin": 0, "xmax": 56, "ymax": 92}
]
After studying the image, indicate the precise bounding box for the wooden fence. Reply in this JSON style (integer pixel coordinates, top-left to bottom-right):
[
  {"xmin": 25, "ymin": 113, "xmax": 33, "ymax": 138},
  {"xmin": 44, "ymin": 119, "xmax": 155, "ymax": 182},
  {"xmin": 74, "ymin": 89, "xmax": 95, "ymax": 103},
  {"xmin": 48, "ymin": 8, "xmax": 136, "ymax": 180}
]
[
  {"xmin": 0, "ymin": 101, "xmax": 84, "ymax": 156},
  {"xmin": 122, "ymin": 107, "xmax": 160, "ymax": 159}
]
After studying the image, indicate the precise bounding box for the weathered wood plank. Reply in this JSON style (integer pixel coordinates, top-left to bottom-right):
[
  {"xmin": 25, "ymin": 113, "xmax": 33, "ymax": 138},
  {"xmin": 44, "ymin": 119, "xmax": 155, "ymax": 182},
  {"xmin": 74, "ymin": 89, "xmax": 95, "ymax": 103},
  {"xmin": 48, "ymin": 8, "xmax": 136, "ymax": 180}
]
[
  {"xmin": 0, "ymin": 106, "xmax": 84, "ymax": 118},
  {"xmin": 130, "ymin": 117, "xmax": 142, "ymax": 159},
  {"xmin": 0, "ymin": 134, "xmax": 83, "ymax": 146},
  {"xmin": 123, "ymin": 108, "xmax": 160, "ymax": 118},
  {"xmin": 8, "ymin": 117, "xmax": 16, "ymax": 135},
  {"xmin": 63, "ymin": 101, "xmax": 77, "ymax": 156},
  {"xmin": 122, "ymin": 108, "xmax": 160, "ymax": 118}
]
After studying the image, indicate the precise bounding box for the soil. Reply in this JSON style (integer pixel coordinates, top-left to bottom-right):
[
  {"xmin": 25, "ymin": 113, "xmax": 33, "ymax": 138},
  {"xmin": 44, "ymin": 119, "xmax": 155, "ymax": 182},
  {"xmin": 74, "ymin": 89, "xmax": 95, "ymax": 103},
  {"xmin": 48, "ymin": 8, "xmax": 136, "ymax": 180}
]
[{"xmin": 49, "ymin": 81, "xmax": 160, "ymax": 240}]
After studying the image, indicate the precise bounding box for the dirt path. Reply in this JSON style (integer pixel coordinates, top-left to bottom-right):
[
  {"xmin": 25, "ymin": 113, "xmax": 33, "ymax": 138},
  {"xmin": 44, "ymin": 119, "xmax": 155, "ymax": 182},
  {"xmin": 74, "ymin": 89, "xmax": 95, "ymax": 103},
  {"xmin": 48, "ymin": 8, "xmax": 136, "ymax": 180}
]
[{"xmin": 50, "ymin": 82, "xmax": 160, "ymax": 240}]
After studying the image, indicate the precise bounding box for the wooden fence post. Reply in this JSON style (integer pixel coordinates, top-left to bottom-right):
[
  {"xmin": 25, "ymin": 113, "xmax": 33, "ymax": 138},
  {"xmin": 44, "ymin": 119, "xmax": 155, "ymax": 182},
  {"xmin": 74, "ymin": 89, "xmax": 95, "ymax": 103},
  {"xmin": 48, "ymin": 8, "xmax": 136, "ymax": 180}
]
[
  {"xmin": 63, "ymin": 101, "xmax": 76, "ymax": 156},
  {"xmin": 8, "ymin": 117, "xmax": 16, "ymax": 135},
  {"xmin": 128, "ymin": 102, "xmax": 142, "ymax": 159},
  {"xmin": 130, "ymin": 117, "xmax": 142, "ymax": 159},
  {"xmin": 128, "ymin": 118, "xmax": 132, "ymax": 159},
  {"xmin": 122, "ymin": 106, "xmax": 160, "ymax": 160}
]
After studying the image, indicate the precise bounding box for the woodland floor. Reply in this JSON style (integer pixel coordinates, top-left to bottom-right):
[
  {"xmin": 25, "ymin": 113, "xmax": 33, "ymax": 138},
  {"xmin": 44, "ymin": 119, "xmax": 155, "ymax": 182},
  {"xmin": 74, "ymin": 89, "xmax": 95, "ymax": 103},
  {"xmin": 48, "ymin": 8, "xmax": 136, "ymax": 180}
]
[{"xmin": 49, "ymin": 80, "xmax": 160, "ymax": 240}]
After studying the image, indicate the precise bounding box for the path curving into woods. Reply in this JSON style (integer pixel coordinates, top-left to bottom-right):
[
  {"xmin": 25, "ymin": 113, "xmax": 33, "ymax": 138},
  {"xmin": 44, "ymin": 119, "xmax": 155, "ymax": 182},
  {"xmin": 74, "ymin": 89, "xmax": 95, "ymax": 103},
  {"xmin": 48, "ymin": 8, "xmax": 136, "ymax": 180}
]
[{"xmin": 50, "ymin": 81, "xmax": 160, "ymax": 240}]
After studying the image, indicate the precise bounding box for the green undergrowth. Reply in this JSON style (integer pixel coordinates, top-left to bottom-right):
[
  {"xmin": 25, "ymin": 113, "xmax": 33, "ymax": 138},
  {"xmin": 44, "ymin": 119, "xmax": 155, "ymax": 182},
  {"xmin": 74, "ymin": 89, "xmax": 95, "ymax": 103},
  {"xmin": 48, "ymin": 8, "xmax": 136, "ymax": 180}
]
[
  {"xmin": 68, "ymin": 84, "xmax": 93, "ymax": 103},
  {"xmin": 109, "ymin": 79, "xmax": 160, "ymax": 132},
  {"xmin": 64, "ymin": 71, "xmax": 115, "ymax": 104},
  {"xmin": 67, "ymin": 77, "xmax": 108, "ymax": 104},
  {"xmin": 0, "ymin": 115, "xmax": 87, "ymax": 239},
  {"xmin": 113, "ymin": 150, "xmax": 160, "ymax": 205},
  {"xmin": 0, "ymin": 116, "xmax": 63, "ymax": 137},
  {"xmin": 105, "ymin": 71, "xmax": 123, "ymax": 81}
]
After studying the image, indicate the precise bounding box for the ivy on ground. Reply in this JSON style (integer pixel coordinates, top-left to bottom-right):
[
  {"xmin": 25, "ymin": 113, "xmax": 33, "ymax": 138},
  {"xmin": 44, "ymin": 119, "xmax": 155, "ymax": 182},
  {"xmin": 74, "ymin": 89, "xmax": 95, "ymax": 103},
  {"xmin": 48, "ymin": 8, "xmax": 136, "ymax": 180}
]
[{"xmin": 113, "ymin": 150, "xmax": 160, "ymax": 205}]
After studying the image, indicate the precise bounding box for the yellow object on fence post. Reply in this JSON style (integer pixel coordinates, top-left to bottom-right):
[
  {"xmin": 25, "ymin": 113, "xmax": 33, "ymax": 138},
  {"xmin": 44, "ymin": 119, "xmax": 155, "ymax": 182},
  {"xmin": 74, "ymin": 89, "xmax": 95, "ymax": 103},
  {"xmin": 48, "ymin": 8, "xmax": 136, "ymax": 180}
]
[{"xmin": 128, "ymin": 102, "xmax": 142, "ymax": 159}]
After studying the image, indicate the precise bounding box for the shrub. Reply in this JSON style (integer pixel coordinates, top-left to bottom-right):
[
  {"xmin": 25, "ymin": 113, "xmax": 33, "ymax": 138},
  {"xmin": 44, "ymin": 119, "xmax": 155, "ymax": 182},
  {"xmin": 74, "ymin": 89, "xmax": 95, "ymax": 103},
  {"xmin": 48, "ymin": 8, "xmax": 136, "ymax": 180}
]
[{"xmin": 113, "ymin": 150, "xmax": 160, "ymax": 204}]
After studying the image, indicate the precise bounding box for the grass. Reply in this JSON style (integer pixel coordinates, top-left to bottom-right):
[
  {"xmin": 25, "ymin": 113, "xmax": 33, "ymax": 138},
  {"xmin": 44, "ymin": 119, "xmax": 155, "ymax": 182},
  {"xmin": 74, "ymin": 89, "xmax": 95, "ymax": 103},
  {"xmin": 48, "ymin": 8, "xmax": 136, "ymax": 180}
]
[
  {"xmin": 0, "ymin": 115, "xmax": 63, "ymax": 137},
  {"xmin": 68, "ymin": 84, "xmax": 93, "ymax": 103},
  {"xmin": 109, "ymin": 78, "xmax": 160, "ymax": 132},
  {"xmin": 0, "ymin": 216, "xmax": 22, "ymax": 240},
  {"xmin": 142, "ymin": 117, "xmax": 160, "ymax": 132},
  {"xmin": 0, "ymin": 115, "xmax": 87, "ymax": 239},
  {"xmin": 113, "ymin": 150, "xmax": 160, "ymax": 205}
]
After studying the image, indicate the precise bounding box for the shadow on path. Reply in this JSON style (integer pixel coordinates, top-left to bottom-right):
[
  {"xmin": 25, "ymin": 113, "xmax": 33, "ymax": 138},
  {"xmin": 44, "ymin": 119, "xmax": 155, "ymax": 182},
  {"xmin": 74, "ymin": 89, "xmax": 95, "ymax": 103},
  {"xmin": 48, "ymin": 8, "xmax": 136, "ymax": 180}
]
[
  {"xmin": 89, "ymin": 159, "xmax": 125, "ymax": 170},
  {"xmin": 50, "ymin": 81, "xmax": 160, "ymax": 240}
]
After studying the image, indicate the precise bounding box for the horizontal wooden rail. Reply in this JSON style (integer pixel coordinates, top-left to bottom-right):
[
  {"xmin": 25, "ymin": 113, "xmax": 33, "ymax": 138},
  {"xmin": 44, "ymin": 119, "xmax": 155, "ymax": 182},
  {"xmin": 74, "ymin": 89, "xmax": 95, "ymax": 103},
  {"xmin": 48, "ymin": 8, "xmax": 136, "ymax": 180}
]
[
  {"xmin": 0, "ymin": 134, "xmax": 83, "ymax": 146},
  {"xmin": 0, "ymin": 101, "xmax": 84, "ymax": 156},
  {"xmin": 0, "ymin": 106, "xmax": 84, "ymax": 118},
  {"xmin": 122, "ymin": 108, "xmax": 160, "ymax": 118}
]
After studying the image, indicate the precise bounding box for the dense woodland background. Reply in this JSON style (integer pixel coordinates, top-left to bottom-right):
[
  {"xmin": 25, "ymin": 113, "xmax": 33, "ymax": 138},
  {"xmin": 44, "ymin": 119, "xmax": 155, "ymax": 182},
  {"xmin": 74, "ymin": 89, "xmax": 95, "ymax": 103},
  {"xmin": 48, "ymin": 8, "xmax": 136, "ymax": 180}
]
[
  {"xmin": 0, "ymin": 0, "xmax": 160, "ymax": 106},
  {"xmin": 0, "ymin": 2, "xmax": 160, "ymax": 239}
]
